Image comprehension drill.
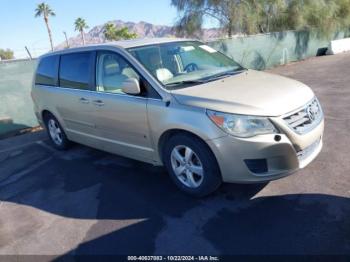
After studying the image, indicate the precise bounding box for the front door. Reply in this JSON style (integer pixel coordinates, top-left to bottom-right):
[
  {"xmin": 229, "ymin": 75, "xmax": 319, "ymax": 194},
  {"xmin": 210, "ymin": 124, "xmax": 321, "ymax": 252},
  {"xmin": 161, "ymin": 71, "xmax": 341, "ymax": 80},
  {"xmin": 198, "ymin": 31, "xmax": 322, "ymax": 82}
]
[{"xmin": 91, "ymin": 51, "xmax": 154, "ymax": 162}]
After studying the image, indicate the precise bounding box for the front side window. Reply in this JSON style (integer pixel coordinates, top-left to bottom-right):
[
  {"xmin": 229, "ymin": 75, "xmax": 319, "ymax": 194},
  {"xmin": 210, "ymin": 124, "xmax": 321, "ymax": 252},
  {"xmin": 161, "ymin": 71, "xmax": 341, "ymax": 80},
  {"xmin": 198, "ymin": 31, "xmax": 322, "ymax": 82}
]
[
  {"xmin": 59, "ymin": 52, "xmax": 93, "ymax": 90},
  {"xmin": 128, "ymin": 41, "xmax": 244, "ymax": 89},
  {"xmin": 96, "ymin": 52, "xmax": 140, "ymax": 94},
  {"xmin": 35, "ymin": 55, "xmax": 59, "ymax": 86}
]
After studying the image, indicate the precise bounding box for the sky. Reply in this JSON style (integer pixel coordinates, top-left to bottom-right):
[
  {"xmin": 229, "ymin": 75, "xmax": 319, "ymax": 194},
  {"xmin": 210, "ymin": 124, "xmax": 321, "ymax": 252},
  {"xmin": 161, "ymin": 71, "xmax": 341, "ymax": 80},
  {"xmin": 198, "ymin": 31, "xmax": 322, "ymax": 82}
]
[{"xmin": 0, "ymin": 0, "xmax": 182, "ymax": 58}]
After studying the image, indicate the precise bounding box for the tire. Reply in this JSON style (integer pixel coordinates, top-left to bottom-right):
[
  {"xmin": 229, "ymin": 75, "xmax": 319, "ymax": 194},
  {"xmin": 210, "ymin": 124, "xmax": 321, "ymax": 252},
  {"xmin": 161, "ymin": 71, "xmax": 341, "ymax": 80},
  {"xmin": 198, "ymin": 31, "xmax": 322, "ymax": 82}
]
[
  {"xmin": 163, "ymin": 133, "xmax": 222, "ymax": 197},
  {"xmin": 44, "ymin": 113, "xmax": 71, "ymax": 150}
]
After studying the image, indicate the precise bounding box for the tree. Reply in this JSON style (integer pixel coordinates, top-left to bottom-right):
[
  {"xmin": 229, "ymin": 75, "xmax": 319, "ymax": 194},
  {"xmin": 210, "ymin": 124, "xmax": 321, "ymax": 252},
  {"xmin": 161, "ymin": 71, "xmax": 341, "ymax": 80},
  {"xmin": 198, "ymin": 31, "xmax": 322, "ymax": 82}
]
[
  {"xmin": 251, "ymin": 0, "xmax": 287, "ymax": 34},
  {"xmin": 35, "ymin": 3, "xmax": 56, "ymax": 51},
  {"xmin": 0, "ymin": 49, "xmax": 14, "ymax": 60},
  {"xmin": 103, "ymin": 23, "xmax": 117, "ymax": 40},
  {"xmin": 171, "ymin": 0, "xmax": 350, "ymax": 37},
  {"xmin": 103, "ymin": 22, "xmax": 137, "ymax": 41},
  {"xmin": 74, "ymin": 18, "xmax": 89, "ymax": 45},
  {"xmin": 171, "ymin": 0, "xmax": 270, "ymax": 37}
]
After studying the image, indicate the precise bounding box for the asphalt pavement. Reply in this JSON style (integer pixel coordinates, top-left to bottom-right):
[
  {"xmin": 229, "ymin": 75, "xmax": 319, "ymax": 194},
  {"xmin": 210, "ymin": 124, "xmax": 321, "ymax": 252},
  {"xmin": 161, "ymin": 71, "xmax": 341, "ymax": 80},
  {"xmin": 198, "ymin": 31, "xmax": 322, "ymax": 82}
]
[{"xmin": 0, "ymin": 52, "xmax": 349, "ymax": 257}]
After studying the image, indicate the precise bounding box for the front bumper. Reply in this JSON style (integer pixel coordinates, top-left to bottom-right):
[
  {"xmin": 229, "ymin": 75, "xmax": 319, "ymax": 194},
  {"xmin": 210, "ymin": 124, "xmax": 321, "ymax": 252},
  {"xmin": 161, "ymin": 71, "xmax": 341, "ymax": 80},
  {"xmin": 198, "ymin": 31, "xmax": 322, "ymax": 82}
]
[{"xmin": 207, "ymin": 119, "xmax": 324, "ymax": 183}]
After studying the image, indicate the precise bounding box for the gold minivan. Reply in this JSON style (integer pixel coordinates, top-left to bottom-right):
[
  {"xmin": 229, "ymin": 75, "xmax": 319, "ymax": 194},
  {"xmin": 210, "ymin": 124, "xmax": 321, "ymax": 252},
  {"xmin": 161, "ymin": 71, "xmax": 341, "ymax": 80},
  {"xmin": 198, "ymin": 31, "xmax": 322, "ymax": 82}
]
[{"xmin": 31, "ymin": 38, "xmax": 324, "ymax": 196}]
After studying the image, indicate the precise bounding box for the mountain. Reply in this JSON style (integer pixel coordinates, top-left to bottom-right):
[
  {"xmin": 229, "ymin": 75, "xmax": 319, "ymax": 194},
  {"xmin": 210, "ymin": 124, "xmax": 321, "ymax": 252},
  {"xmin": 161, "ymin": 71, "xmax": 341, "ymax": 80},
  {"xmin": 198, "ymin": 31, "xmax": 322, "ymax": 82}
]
[{"xmin": 56, "ymin": 20, "xmax": 225, "ymax": 49}]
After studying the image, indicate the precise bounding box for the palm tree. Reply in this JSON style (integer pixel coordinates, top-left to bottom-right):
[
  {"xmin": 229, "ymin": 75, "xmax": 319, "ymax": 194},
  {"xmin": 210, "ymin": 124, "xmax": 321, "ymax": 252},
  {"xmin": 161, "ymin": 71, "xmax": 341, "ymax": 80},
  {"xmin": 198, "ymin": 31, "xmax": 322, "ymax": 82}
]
[
  {"xmin": 103, "ymin": 22, "xmax": 137, "ymax": 41},
  {"xmin": 35, "ymin": 3, "xmax": 55, "ymax": 51},
  {"xmin": 74, "ymin": 18, "xmax": 89, "ymax": 45},
  {"xmin": 103, "ymin": 22, "xmax": 116, "ymax": 41}
]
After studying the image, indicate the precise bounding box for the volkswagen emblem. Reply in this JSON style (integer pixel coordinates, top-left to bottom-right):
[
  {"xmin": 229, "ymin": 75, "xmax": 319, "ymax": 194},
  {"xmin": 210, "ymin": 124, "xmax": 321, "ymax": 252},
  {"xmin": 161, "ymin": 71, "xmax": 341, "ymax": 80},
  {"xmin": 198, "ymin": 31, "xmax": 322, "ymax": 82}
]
[{"xmin": 306, "ymin": 101, "xmax": 319, "ymax": 122}]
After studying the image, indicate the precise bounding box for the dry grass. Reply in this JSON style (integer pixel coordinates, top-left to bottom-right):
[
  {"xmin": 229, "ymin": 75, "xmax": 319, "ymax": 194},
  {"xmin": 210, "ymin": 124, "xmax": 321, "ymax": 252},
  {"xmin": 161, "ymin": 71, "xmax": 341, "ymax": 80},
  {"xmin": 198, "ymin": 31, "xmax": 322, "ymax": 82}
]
[{"xmin": 0, "ymin": 126, "xmax": 43, "ymax": 140}]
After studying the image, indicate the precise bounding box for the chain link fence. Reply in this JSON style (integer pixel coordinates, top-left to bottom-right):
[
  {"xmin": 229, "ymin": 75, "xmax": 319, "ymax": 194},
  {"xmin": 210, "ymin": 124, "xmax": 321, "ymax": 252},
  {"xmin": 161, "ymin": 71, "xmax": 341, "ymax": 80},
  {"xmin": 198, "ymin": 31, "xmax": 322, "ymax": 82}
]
[
  {"xmin": 0, "ymin": 59, "xmax": 38, "ymax": 135},
  {"xmin": 208, "ymin": 30, "xmax": 350, "ymax": 70},
  {"xmin": 0, "ymin": 30, "xmax": 349, "ymax": 136}
]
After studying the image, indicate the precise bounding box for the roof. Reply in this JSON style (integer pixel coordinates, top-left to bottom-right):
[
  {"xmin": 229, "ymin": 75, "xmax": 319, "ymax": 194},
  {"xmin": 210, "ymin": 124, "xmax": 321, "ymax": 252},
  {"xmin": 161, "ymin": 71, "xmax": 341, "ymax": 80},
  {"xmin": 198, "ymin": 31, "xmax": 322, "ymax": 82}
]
[
  {"xmin": 39, "ymin": 37, "xmax": 196, "ymax": 58},
  {"xmin": 110, "ymin": 37, "xmax": 193, "ymax": 48},
  {"xmin": 44, "ymin": 38, "xmax": 195, "ymax": 58}
]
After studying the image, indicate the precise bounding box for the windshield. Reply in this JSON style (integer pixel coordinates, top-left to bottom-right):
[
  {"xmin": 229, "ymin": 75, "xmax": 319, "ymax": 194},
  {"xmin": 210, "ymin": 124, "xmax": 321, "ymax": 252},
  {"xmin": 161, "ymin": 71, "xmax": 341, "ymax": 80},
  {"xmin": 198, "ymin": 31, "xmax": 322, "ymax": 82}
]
[{"xmin": 127, "ymin": 41, "xmax": 244, "ymax": 89}]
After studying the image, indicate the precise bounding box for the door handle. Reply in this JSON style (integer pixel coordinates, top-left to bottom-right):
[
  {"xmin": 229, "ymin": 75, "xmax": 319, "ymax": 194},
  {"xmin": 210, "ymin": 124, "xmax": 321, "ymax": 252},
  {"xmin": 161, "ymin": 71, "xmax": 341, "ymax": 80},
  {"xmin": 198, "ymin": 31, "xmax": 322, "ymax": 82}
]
[
  {"xmin": 79, "ymin": 97, "xmax": 89, "ymax": 104},
  {"xmin": 93, "ymin": 100, "xmax": 105, "ymax": 107}
]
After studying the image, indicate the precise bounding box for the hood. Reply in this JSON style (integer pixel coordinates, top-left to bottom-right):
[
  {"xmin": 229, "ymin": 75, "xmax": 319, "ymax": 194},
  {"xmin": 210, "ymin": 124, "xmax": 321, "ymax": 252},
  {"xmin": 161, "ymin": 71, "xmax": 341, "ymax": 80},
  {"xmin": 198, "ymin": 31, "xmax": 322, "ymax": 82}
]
[{"xmin": 171, "ymin": 70, "xmax": 315, "ymax": 117}]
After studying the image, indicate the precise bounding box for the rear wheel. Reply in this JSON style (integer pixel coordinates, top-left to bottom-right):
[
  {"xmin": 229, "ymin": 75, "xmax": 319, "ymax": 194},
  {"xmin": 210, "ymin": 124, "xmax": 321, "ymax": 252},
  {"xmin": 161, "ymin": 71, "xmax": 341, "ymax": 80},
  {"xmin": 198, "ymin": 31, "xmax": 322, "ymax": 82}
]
[
  {"xmin": 163, "ymin": 134, "xmax": 222, "ymax": 197},
  {"xmin": 44, "ymin": 113, "xmax": 70, "ymax": 150}
]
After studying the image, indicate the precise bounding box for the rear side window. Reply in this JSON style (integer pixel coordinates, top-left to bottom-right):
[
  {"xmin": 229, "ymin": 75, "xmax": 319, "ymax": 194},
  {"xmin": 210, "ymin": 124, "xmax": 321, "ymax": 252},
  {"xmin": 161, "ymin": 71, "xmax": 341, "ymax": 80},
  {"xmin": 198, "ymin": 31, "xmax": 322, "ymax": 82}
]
[
  {"xmin": 59, "ymin": 52, "xmax": 93, "ymax": 90},
  {"xmin": 35, "ymin": 55, "xmax": 59, "ymax": 86}
]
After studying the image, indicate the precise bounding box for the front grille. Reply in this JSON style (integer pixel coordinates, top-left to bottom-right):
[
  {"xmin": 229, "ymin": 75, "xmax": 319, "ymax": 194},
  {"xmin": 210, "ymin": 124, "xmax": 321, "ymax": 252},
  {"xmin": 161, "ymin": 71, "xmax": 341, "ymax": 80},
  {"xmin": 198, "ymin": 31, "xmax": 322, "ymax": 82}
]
[{"xmin": 283, "ymin": 98, "xmax": 323, "ymax": 134}]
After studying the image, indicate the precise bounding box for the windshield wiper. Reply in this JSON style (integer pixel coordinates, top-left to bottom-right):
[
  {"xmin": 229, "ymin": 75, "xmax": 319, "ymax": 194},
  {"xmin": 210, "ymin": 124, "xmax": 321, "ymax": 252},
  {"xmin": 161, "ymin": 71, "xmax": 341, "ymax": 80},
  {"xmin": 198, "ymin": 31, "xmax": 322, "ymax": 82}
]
[
  {"xmin": 204, "ymin": 69, "xmax": 246, "ymax": 81},
  {"xmin": 164, "ymin": 79, "xmax": 206, "ymax": 87},
  {"xmin": 164, "ymin": 69, "xmax": 246, "ymax": 87}
]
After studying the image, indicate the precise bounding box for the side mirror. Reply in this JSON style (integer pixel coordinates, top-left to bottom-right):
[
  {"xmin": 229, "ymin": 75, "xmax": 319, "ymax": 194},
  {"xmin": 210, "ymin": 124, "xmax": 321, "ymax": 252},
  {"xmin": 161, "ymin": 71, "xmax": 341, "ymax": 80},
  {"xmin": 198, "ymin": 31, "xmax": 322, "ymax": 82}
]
[{"xmin": 121, "ymin": 78, "xmax": 141, "ymax": 95}]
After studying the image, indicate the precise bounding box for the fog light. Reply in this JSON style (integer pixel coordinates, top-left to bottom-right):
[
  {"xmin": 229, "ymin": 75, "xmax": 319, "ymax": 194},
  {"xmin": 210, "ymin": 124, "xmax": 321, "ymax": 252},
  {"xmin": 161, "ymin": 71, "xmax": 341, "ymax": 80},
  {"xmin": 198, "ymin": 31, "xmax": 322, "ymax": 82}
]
[{"xmin": 244, "ymin": 159, "xmax": 268, "ymax": 174}]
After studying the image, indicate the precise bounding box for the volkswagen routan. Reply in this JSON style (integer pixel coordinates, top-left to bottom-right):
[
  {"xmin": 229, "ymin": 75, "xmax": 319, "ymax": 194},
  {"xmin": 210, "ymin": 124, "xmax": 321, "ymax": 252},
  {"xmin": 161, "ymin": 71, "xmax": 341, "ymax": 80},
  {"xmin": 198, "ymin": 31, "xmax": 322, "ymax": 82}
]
[{"xmin": 31, "ymin": 38, "xmax": 324, "ymax": 196}]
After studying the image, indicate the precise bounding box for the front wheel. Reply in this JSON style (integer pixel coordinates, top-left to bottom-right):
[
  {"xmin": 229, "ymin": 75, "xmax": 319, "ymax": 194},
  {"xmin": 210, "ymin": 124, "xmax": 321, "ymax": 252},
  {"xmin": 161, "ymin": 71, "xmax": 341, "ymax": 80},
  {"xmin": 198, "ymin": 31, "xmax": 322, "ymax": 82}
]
[{"xmin": 163, "ymin": 134, "xmax": 222, "ymax": 197}]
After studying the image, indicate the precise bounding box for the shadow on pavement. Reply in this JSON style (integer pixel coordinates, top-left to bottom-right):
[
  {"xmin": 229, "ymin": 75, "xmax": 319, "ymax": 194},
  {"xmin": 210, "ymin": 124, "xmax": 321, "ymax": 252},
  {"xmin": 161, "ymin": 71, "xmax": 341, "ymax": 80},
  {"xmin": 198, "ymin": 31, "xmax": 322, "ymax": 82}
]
[
  {"xmin": 202, "ymin": 194, "xmax": 350, "ymax": 255},
  {"xmin": 59, "ymin": 194, "xmax": 349, "ymax": 256},
  {"xmin": 0, "ymin": 142, "xmax": 349, "ymax": 256}
]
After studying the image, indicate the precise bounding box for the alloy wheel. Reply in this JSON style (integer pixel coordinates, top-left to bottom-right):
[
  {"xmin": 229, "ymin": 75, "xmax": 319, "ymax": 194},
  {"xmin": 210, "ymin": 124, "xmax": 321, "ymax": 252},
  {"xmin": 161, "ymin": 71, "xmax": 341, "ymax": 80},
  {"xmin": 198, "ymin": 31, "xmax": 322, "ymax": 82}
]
[
  {"xmin": 48, "ymin": 118, "xmax": 63, "ymax": 146},
  {"xmin": 170, "ymin": 145, "xmax": 204, "ymax": 188}
]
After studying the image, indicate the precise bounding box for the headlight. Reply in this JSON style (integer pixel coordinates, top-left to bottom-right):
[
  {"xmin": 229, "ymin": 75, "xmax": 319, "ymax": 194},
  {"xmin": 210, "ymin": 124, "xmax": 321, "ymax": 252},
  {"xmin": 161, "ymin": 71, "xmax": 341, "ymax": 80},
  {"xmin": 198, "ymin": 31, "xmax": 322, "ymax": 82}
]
[{"xmin": 206, "ymin": 110, "xmax": 278, "ymax": 138}]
